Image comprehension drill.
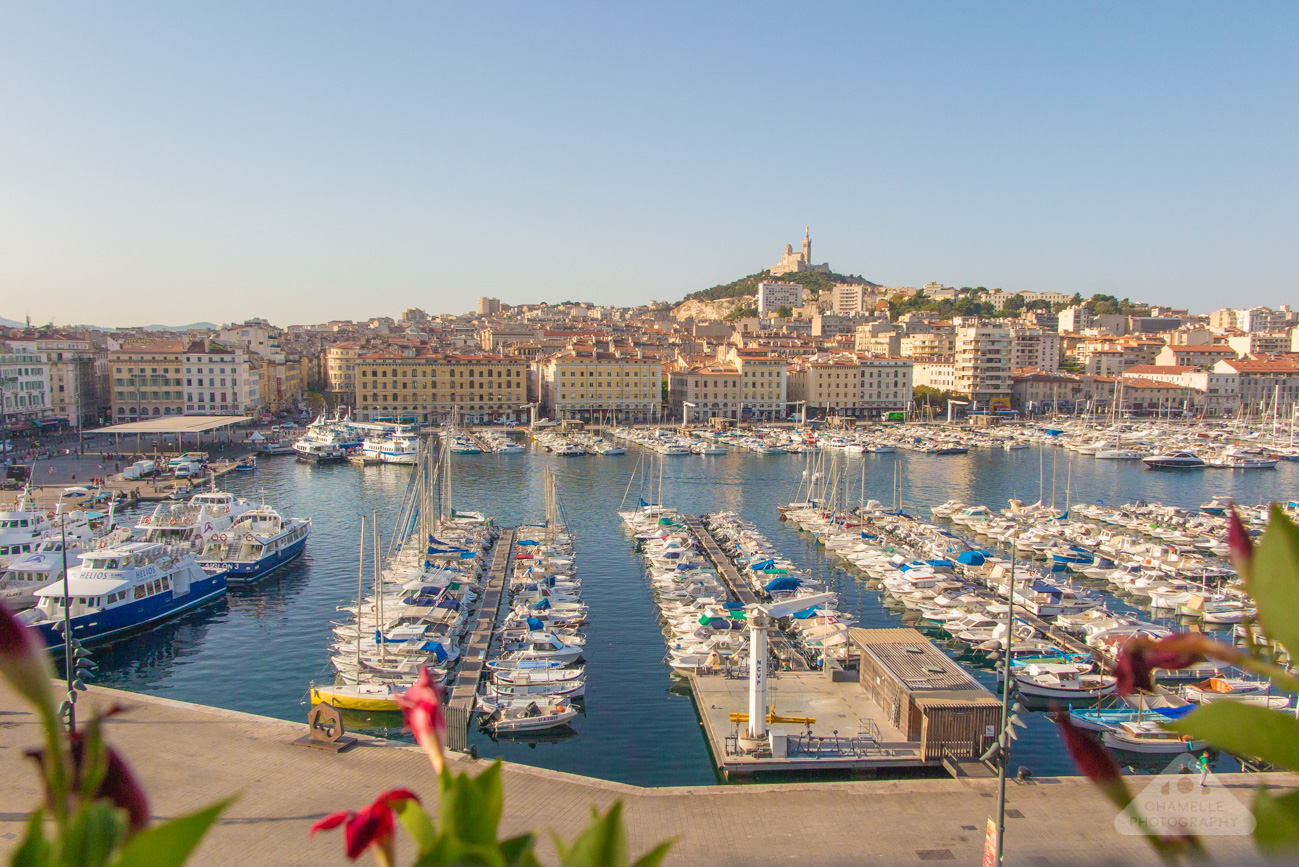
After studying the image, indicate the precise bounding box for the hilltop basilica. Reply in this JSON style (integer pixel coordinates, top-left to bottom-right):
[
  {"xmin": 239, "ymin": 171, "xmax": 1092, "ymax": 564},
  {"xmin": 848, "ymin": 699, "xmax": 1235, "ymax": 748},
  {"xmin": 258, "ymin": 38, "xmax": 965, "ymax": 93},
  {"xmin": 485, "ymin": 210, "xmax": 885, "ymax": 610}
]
[{"xmin": 770, "ymin": 227, "xmax": 830, "ymax": 275}]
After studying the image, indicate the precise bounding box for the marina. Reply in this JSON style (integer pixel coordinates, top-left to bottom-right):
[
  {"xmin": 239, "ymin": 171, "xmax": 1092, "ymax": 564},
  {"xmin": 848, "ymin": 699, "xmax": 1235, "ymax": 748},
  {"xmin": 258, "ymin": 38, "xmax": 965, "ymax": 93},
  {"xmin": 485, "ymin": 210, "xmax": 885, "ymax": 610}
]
[{"xmin": 11, "ymin": 423, "xmax": 1299, "ymax": 786}]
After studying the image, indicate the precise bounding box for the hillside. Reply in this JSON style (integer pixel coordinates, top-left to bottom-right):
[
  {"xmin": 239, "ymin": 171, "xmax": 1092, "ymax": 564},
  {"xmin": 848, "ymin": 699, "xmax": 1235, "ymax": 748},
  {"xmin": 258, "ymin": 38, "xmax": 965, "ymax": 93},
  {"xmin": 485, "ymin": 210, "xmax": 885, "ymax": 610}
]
[{"xmin": 679, "ymin": 270, "xmax": 878, "ymax": 305}]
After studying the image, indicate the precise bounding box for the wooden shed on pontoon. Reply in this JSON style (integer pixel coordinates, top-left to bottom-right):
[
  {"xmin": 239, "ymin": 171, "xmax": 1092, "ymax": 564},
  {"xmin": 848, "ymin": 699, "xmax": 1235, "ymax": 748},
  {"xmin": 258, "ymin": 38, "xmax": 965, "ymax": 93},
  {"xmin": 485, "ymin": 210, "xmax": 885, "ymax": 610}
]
[{"xmin": 850, "ymin": 627, "xmax": 1002, "ymax": 761}]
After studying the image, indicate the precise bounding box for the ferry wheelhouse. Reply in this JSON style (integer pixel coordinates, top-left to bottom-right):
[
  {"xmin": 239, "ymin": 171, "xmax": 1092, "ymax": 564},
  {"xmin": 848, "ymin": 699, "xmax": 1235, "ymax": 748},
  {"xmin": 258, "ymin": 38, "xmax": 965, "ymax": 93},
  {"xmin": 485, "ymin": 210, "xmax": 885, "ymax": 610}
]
[{"xmin": 136, "ymin": 490, "xmax": 253, "ymax": 551}]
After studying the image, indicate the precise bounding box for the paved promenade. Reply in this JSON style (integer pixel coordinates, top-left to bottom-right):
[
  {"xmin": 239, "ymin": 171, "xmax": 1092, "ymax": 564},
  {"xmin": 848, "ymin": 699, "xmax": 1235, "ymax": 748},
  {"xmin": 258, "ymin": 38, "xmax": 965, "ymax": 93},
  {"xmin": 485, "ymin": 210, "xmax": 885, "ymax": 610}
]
[{"xmin": 0, "ymin": 683, "xmax": 1293, "ymax": 866}]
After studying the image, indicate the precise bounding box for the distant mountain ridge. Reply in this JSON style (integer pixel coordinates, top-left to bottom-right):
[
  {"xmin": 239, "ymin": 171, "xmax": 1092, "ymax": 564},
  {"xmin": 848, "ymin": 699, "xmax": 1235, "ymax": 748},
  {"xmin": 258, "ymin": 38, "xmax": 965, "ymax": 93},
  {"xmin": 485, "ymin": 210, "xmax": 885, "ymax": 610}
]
[{"xmin": 0, "ymin": 318, "xmax": 219, "ymax": 332}]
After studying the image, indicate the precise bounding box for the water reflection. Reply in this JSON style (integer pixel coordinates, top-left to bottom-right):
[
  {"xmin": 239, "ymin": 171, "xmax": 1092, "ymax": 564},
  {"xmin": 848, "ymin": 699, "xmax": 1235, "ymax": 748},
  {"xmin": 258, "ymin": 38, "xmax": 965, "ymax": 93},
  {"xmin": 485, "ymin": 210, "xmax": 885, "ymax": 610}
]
[{"xmin": 82, "ymin": 443, "xmax": 1296, "ymax": 785}]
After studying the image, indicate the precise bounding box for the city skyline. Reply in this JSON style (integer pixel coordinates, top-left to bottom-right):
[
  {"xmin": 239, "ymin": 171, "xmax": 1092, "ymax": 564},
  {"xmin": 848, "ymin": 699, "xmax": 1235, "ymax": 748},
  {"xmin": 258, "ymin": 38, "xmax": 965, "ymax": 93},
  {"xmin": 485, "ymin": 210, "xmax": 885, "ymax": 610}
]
[{"xmin": 2, "ymin": 3, "xmax": 1296, "ymax": 326}]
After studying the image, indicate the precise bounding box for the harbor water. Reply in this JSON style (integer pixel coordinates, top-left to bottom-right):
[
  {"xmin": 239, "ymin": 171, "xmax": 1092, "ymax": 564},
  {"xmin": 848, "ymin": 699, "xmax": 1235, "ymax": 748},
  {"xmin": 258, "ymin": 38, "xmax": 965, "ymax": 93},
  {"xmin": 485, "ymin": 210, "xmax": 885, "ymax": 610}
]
[{"xmin": 89, "ymin": 443, "xmax": 1299, "ymax": 786}]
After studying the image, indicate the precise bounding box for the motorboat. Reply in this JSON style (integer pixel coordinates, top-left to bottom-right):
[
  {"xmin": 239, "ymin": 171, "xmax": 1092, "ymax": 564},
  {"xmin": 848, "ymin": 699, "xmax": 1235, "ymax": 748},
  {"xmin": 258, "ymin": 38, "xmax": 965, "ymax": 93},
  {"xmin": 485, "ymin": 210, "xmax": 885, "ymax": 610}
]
[
  {"xmin": 1183, "ymin": 678, "xmax": 1291, "ymax": 709},
  {"xmin": 1102, "ymin": 720, "xmax": 1208, "ymax": 754},
  {"xmin": 480, "ymin": 700, "xmax": 579, "ymax": 732},
  {"xmin": 1012, "ymin": 663, "xmax": 1116, "ymax": 699},
  {"xmin": 310, "ymin": 681, "xmax": 401, "ymax": 712},
  {"xmin": 1142, "ymin": 451, "xmax": 1205, "ymax": 470}
]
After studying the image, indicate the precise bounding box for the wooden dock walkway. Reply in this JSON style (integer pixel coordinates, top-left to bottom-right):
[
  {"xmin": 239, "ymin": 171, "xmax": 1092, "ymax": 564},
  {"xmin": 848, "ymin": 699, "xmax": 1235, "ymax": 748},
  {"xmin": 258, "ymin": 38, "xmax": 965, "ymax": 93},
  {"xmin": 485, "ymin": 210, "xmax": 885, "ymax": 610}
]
[
  {"xmin": 445, "ymin": 527, "xmax": 516, "ymax": 750},
  {"xmin": 683, "ymin": 515, "xmax": 809, "ymax": 672}
]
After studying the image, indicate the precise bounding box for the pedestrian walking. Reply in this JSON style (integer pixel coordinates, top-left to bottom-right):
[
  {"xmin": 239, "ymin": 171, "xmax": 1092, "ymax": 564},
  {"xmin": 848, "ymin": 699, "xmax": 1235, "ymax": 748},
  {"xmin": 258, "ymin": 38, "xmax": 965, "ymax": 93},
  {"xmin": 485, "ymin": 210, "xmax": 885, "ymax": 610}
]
[{"xmin": 1198, "ymin": 753, "xmax": 1210, "ymax": 788}]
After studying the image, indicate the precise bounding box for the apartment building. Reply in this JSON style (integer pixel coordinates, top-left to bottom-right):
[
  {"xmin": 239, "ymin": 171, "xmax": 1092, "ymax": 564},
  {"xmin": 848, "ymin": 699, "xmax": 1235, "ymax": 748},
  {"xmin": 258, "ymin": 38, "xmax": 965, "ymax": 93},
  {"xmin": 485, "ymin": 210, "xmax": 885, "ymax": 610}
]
[
  {"xmin": 1121, "ymin": 365, "xmax": 1239, "ymax": 416},
  {"xmin": 355, "ymin": 352, "xmax": 528, "ymax": 424},
  {"xmin": 536, "ymin": 347, "xmax": 660, "ymax": 422},
  {"xmin": 668, "ymin": 360, "xmax": 744, "ymax": 422},
  {"xmin": 1010, "ymin": 327, "xmax": 1060, "ymax": 372},
  {"xmin": 1154, "ymin": 344, "xmax": 1238, "ymax": 368},
  {"xmin": 785, "ymin": 352, "xmax": 913, "ymax": 418},
  {"xmin": 913, "ymin": 362, "xmax": 956, "ymax": 392},
  {"xmin": 325, "ymin": 343, "xmax": 362, "ymax": 401},
  {"xmin": 722, "ymin": 347, "xmax": 788, "ymax": 421},
  {"xmin": 0, "ymin": 345, "xmax": 50, "ymax": 428},
  {"xmin": 755, "ymin": 282, "xmax": 804, "ymax": 316},
  {"xmin": 183, "ymin": 341, "xmax": 259, "ymax": 416},
  {"xmin": 899, "ymin": 332, "xmax": 956, "ymax": 363},
  {"xmin": 109, "ymin": 341, "xmax": 186, "ymax": 419},
  {"xmin": 953, "ymin": 321, "xmax": 1012, "ymax": 409},
  {"xmin": 1214, "ymin": 356, "xmax": 1299, "ymax": 416},
  {"xmin": 6, "ymin": 333, "xmax": 100, "ymax": 427}
]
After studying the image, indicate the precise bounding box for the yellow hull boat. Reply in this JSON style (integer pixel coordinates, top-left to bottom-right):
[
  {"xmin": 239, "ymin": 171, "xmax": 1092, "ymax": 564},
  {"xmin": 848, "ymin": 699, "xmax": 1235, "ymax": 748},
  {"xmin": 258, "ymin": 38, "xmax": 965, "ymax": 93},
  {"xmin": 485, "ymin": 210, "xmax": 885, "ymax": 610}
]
[{"xmin": 310, "ymin": 683, "xmax": 401, "ymax": 713}]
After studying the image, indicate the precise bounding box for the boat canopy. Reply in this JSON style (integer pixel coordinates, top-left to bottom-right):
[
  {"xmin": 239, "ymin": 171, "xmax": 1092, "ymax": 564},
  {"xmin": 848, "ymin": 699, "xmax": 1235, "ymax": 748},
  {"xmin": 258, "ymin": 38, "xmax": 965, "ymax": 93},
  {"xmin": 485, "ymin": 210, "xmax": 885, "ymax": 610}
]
[
  {"xmin": 956, "ymin": 551, "xmax": 986, "ymax": 565},
  {"xmin": 764, "ymin": 576, "xmax": 801, "ymax": 592}
]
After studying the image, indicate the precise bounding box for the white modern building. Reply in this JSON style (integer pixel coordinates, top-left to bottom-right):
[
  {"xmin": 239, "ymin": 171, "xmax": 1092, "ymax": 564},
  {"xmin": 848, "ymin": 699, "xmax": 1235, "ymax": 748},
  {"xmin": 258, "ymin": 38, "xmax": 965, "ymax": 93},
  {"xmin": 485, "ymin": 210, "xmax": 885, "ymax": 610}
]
[{"xmin": 755, "ymin": 282, "xmax": 805, "ymax": 316}]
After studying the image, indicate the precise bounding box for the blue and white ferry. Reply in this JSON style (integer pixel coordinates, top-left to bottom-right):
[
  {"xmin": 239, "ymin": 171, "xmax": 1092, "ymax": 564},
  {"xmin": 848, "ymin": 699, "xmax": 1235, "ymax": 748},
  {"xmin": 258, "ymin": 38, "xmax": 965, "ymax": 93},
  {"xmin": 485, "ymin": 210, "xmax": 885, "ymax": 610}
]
[
  {"xmin": 197, "ymin": 505, "xmax": 310, "ymax": 584},
  {"xmin": 19, "ymin": 541, "xmax": 227, "ymax": 649}
]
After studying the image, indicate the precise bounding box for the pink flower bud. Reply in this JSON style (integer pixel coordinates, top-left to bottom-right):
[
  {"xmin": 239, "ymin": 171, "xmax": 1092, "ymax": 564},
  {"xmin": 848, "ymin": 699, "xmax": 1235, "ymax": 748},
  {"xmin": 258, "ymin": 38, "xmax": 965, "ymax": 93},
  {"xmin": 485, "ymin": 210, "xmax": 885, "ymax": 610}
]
[
  {"xmin": 1227, "ymin": 508, "xmax": 1254, "ymax": 578},
  {"xmin": 396, "ymin": 668, "xmax": 447, "ymax": 774},
  {"xmin": 0, "ymin": 601, "xmax": 56, "ymax": 720}
]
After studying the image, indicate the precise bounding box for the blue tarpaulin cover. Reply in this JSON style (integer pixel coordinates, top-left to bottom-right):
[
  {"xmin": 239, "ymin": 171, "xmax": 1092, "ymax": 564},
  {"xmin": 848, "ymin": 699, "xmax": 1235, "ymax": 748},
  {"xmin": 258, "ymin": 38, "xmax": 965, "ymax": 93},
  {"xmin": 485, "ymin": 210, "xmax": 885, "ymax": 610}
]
[
  {"xmin": 956, "ymin": 551, "xmax": 986, "ymax": 565},
  {"xmin": 526, "ymin": 616, "xmax": 544, "ymax": 630},
  {"xmin": 764, "ymin": 576, "xmax": 800, "ymax": 592}
]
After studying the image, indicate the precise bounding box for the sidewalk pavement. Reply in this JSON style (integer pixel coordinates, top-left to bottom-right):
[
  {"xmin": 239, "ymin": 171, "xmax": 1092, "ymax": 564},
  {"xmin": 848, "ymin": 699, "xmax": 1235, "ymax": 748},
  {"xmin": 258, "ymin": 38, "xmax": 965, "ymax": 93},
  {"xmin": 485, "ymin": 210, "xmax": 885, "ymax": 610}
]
[{"xmin": 2, "ymin": 683, "xmax": 1292, "ymax": 866}]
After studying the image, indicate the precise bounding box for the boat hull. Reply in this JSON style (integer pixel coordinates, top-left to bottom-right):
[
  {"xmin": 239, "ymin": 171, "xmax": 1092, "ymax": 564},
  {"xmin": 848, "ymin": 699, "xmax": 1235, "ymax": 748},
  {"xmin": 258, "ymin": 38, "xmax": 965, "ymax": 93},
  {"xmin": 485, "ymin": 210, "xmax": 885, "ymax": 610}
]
[
  {"xmin": 200, "ymin": 534, "xmax": 308, "ymax": 585},
  {"xmin": 35, "ymin": 572, "xmax": 228, "ymax": 648}
]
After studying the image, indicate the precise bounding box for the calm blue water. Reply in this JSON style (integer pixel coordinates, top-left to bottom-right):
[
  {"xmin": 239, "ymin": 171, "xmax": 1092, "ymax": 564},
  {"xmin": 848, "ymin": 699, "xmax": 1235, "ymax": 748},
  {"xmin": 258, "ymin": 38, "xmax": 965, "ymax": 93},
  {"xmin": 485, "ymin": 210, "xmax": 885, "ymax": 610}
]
[{"xmin": 88, "ymin": 442, "xmax": 1299, "ymax": 786}]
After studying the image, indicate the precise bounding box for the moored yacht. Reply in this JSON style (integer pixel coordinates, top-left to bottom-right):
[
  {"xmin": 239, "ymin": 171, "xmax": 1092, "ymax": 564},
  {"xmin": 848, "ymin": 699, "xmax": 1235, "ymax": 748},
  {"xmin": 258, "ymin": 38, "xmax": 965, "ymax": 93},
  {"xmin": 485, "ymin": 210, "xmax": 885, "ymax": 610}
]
[{"xmin": 1142, "ymin": 451, "xmax": 1205, "ymax": 470}]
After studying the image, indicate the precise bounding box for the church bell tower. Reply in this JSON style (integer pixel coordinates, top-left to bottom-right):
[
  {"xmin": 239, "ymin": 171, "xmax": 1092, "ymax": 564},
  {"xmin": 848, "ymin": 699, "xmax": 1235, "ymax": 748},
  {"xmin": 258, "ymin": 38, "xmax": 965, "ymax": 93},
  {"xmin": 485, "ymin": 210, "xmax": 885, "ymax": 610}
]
[{"xmin": 802, "ymin": 226, "xmax": 811, "ymax": 264}]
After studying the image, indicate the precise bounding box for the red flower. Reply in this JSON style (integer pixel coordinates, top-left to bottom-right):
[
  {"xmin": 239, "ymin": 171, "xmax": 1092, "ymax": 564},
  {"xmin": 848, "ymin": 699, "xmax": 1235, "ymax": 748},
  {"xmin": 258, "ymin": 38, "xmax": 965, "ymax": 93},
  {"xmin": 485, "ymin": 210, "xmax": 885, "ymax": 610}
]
[
  {"xmin": 1113, "ymin": 633, "xmax": 1241, "ymax": 694},
  {"xmin": 25, "ymin": 713, "xmax": 150, "ymax": 833},
  {"xmin": 311, "ymin": 789, "xmax": 419, "ymax": 864},
  {"xmin": 1054, "ymin": 711, "xmax": 1122, "ymax": 786},
  {"xmin": 396, "ymin": 667, "xmax": 447, "ymax": 774},
  {"xmin": 1227, "ymin": 508, "xmax": 1254, "ymax": 578},
  {"xmin": 0, "ymin": 600, "xmax": 55, "ymax": 719}
]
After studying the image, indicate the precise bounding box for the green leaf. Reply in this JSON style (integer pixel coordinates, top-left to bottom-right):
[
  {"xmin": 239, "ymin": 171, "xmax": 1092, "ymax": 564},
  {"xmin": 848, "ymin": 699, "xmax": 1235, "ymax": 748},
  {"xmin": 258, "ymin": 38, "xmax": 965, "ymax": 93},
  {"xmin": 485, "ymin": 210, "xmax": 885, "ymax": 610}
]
[
  {"xmin": 1171, "ymin": 702, "xmax": 1299, "ymax": 771},
  {"xmin": 631, "ymin": 840, "xmax": 674, "ymax": 867},
  {"xmin": 437, "ymin": 763, "xmax": 503, "ymax": 847},
  {"xmin": 111, "ymin": 798, "xmax": 231, "ymax": 867},
  {"xmin": 395, "ymin": 798, "xmax": 436, "ymax": 853},
  {"xmin": 60, "ymin": 802, "xmax": 125, "ymax": 867},
  {"xmin": 1248, "ymin": 507, "xmax": 1299, "ymax": 659},
  {"xmin": 412, "ymin": 834, "xmax": 504, "ymax": 867},
  {"xmin": 556, "ymin": 803, "xmax": 629, "ymax": 867},
  {"xmin": 499, "ymin": 833, "xmax": 537, "ymax": 866},
  {"xmin": 11, "ymin": 809, "xmax": 50, "ymax": 867},
  {"xmin": 1253, "ymin": 788, "xmax": 1299, "ymax": 851}
]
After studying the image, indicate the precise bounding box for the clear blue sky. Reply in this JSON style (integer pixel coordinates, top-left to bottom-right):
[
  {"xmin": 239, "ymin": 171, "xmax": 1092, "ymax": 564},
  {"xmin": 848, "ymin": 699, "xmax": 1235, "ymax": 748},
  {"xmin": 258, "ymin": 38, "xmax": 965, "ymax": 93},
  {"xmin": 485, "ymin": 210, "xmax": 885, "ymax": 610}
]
[{"xmin": 1, "ymin": 2, "xmax": 1295, "ymax": 327}]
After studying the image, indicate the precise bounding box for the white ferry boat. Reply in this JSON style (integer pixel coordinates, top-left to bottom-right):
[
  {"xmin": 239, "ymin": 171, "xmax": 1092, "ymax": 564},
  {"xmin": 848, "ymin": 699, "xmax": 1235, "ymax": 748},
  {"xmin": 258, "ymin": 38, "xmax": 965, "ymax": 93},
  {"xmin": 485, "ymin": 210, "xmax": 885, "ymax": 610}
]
[
  {"xmin": 136, "ymin": 490, "xmax": 253, "ymax": 551},
  {"xmin": 0, "ymin": 494, "xmax": 55, "ymax": 567},
  {"xmin": 197, "ymin": 505, "xmax": 310, "ymax": 584},
  {"xmin": 19, "ymin": 541, "xmax": 227, "ymax": 648},
  {"xmin": 0, "ymin": 509, "xmax": 131, "ymax": 611}
]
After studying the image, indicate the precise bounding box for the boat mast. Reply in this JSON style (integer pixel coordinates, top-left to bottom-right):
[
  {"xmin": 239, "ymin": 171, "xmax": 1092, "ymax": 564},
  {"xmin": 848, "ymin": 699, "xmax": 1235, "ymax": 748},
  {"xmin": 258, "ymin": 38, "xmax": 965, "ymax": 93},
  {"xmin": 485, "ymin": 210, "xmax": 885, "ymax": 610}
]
[
  {"xmin": 373, "ymin": 511, "xmax": 384, "ymax": 664},
  {"xmin": 356, "ymin": 516, "xmax": 365, "ymax": 671}
]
